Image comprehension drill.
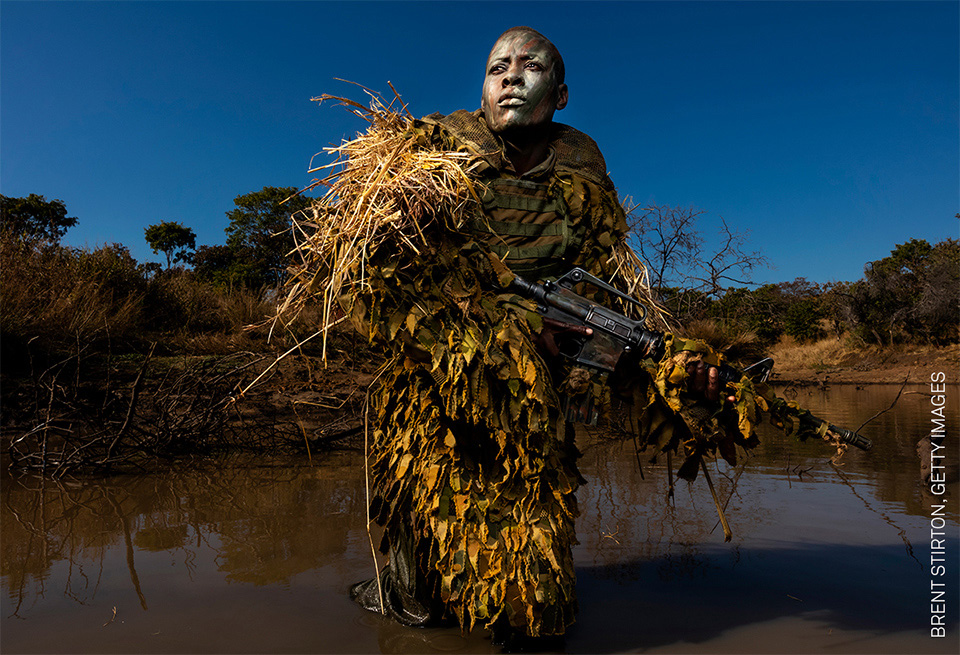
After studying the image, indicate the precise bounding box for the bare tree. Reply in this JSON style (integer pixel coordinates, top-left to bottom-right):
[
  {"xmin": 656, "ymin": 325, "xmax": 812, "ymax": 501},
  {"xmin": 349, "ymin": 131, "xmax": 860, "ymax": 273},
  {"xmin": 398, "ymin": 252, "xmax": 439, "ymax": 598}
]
[
  {"xmin": 627, "ymin": 203, "xmax": 704, "ymax": 291},
  {"xmin": 625, "ymin": 203, "xmax": 768, "ymax": 321},
  {"xmin": 627, "ymin": 203, "xmax": 767, "ymax": 292},
  {"xmin": 689, "ymin": 217, "xmax": 768, "ymax": 297}
]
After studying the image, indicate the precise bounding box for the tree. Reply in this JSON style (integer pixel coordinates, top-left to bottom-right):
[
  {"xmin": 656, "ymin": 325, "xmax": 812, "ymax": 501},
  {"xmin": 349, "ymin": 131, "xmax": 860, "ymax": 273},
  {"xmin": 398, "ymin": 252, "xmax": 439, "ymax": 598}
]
[
  {"xmin": 629, "ymin": 204, "xmax": 704, "ymax": 292},
  {"xmin": 627, "ymin": 203, "xmax": 767, "ymax": 322},
  {"xmin": 144, "ymin": 221, "xmax": 196, "ymax": 268},
  {"xmin": 841, "ymin": 237, "xmax": 959, "ymax": 345},
  {"xmin": 915, "ymin": 239, "xmax": 960, "ymax": 342},
  {"xmin": 224, "ymin": 186, "xmax": 312, "ymax": 287},
  {"xmin": 710, "ymin": 283, "xmax": 786, "ymax": 345},
  {"xmin": 783, "ymin": 297, "xmax": 826, "ymax": 343},
  {"xmin": 191, "ymin": 244, "xmax": 258, "ymax": 288},
  {"xmin": 0, "ymin": 194, "xmax": 78, "ymax": 242}
]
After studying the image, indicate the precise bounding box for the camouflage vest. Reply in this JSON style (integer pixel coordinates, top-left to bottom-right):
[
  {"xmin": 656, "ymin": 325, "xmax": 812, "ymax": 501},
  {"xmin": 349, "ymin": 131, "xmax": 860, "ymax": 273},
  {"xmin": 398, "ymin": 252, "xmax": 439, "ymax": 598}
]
[{"xmin": 420, "ymin": 109, "xmax": 614, "ymax": 280}]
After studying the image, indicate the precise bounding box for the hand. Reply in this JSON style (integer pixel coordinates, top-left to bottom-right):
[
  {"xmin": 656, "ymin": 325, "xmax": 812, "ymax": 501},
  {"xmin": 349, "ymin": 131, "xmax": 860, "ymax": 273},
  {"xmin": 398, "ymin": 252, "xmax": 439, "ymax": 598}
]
[
  {"xmin": 535, "ymin": 317, "xmax": 593, "ymax": 360},
  {"xmin": 686, "ymin": 360, "xmax": 735, "ymax": 404}
]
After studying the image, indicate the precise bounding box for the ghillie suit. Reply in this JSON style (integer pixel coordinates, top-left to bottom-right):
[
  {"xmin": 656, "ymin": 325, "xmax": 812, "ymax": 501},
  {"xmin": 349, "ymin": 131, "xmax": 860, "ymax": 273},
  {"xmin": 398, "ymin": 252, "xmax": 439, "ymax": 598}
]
[{"xmin": 279, "ymin": 93, "xmax": 847, "ymax": 637}]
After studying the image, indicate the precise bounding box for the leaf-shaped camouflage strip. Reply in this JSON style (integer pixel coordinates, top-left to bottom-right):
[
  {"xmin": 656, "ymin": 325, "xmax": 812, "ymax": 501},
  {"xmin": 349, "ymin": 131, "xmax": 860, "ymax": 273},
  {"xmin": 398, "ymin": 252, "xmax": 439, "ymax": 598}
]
[{"xmin": 279, "ymin": 91, "xmax": 673, "ymax": 637}]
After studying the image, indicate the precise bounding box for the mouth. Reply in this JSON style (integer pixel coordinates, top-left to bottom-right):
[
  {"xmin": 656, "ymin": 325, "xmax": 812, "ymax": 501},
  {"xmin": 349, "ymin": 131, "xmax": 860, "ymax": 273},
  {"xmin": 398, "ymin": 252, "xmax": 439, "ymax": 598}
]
[{"xmin": 498, "ymin": 95, "xmax": 525, "ymax": 107}]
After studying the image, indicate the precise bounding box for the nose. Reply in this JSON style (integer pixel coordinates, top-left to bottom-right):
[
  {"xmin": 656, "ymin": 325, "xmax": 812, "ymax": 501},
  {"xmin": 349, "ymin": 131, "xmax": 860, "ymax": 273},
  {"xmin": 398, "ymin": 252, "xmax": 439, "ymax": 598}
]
[{"xmin": 502, "ymin": 62, "xmax": 524, "ymax": 87}]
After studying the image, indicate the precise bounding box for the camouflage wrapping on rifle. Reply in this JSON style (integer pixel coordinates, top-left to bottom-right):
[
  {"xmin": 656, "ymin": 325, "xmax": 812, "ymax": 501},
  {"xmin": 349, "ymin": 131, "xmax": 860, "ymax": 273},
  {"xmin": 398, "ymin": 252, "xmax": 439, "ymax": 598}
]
[{"xmin": 628, "ymin": 334, "xmax": 850, "ymax": 480}]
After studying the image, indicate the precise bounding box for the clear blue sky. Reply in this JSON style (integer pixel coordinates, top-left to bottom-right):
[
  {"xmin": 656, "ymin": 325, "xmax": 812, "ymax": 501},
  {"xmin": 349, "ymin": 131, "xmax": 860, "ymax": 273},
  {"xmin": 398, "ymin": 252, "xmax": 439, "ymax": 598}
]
[{"xmin": 2, "ymin": 1, "xmax": 957, "ymax": 285}]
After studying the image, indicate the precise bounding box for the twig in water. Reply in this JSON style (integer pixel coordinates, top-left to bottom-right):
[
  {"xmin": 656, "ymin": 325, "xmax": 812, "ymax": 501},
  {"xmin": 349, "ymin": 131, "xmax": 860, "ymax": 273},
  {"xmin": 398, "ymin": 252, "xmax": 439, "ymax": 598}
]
[
  {"xmin": 361, "ymin": 365, "xmax": 390, "ymax": 616},
  {"xmin": 830, "ymin": 462, "xmax": 923, "ymax": 570},
  {"xmin": 666, "ymin": 450, "xmax": 675, "ymax": 503},
  {"xmin": 601, "ymin": 525, "xmax": 621, "ymax": 545},
  {"xmin": 102, "ymin": 606, "xmax": 118, "ymax": 627},
  {"xmin": 855, "ymin": 374, "xmax": 910, "ymax": 434},
  {"xmin": 102, "ymin": 343, "xmax": 155, "ymax": 465},
  {"xmin": 293, "ymin": 402, "xmax": 313, "ymax": 463},
  {"xmin": 631, "ymin": 434, "xmax": 645, "ymax": 480},
  {"xmin": 701, "ymin": 459, "xmax": 732, "ymax": 542},
  {"xmin": 711, "ymin": 448, "xmax": 751, "ymax": 535}
]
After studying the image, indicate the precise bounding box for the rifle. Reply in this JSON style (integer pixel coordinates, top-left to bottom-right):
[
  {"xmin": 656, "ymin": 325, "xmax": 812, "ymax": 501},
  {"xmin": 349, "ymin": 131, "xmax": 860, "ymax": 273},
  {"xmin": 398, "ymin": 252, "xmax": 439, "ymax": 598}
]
[{"xmin": 510, "ymin": 267, "xmax": 872, "ymax": 452}]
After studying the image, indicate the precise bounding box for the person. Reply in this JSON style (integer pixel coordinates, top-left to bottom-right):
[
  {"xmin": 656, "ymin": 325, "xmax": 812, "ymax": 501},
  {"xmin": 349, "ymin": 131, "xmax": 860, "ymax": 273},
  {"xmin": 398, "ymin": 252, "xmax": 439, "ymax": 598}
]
[{"xmin": 346, "ymin": 26, "xmax": 724, "ymax": 644}]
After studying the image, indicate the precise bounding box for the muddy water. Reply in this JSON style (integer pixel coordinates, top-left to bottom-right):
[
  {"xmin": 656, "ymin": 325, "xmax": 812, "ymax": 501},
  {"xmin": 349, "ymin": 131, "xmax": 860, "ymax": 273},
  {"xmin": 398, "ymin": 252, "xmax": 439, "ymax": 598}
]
[{"xmin": 2, "ymin": 384, "xmax": 958, "ymax": 654}]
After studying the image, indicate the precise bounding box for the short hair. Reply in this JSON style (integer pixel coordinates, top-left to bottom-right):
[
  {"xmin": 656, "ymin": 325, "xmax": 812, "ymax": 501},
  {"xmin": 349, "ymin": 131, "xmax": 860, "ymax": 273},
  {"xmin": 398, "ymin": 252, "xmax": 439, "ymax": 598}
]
[{"xmin": 492, "ymin": 26, "xmax": 565, "ymax": 85}]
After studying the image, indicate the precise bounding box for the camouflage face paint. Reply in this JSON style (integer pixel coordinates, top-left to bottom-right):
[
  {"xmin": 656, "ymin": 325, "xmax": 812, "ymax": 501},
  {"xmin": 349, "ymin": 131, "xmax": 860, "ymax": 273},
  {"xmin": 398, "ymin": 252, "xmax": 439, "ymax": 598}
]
[{"xmin": 481, "ymin": 31, "xmax": 568, "ymax": 134}]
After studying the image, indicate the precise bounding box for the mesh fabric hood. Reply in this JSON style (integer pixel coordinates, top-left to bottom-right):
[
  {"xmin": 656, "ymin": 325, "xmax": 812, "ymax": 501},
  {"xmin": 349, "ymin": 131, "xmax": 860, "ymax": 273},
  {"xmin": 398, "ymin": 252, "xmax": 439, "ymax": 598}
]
[{"xmin": 421, "ymin": 109, "xmax": 614, "ymax": 189}]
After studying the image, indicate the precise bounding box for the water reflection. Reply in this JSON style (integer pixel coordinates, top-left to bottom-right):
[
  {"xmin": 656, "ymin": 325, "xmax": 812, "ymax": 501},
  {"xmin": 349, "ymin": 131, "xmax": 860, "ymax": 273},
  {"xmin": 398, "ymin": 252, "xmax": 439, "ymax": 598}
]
[
  {"xmin": 2, "ymin": 452, "xmax": 373, "ymax": 652},
  {"xmin": 2, "ymin": 385, "xmax": 957, "ymax": 654}
]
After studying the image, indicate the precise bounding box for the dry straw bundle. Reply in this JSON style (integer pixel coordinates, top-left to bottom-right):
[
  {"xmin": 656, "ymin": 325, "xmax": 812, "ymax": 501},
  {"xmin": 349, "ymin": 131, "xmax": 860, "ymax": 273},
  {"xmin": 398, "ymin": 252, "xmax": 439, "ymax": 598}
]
[
  {"xmin": 609, "ymin": 239, "xmax": 670, "ymax": 330},
  {"xmin": 277, "ymin": 88, "xmax": 485, "ymax": 359}
]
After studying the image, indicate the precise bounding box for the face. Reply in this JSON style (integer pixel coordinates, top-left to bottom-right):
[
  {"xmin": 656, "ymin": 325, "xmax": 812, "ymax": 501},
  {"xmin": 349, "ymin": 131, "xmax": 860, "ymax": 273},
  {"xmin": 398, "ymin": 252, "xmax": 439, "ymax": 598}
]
[{"xmin": 481, "ymin": 31, "xmax": 568, "ymax": 134}]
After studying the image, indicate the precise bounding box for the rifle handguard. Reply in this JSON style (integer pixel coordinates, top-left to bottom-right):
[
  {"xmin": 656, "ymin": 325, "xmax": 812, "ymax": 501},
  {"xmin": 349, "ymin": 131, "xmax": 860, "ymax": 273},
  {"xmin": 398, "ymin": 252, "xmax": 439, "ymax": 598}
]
[{"xmin": 720, "ymin": 364, "xmax": 872, "ymax": 451}]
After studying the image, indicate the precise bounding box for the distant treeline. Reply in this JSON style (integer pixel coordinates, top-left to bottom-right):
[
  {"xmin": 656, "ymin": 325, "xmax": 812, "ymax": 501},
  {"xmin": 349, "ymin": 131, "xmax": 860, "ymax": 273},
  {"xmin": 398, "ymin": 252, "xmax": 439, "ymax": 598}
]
[
  {"xmin": 1, "ymin": 188, "xmax": 320, "ymax": 369},
  {"xmin": 2, "ymin": 193, "xmax": 957, "ymax": 370},
  {"xmin": 627, "ymin": 205, "xmax": 957, "ymax": 350},
  {"xmin": 655, "ymin": 237, "xmax": 959, "ymax": 348}
]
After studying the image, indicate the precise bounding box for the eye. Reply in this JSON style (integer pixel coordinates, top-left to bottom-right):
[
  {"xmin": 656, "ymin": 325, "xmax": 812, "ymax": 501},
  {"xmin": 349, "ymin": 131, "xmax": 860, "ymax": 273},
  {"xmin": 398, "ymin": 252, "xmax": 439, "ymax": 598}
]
[{"xmin": 525, "ymin": 61, "xmax": 543, "ymax": 71}]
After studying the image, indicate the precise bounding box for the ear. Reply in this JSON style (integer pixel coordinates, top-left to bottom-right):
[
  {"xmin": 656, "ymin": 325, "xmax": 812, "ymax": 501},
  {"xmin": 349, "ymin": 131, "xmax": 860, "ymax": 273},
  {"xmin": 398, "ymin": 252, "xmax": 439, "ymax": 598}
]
[{"xmin": 555, "ymin": 83, "xmax": 569, "ymax": 111}]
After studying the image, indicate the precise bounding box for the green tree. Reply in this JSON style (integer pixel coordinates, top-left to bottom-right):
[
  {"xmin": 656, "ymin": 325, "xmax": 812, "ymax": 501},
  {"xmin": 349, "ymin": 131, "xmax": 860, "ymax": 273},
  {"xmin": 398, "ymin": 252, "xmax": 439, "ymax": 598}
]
[
  {"xmin": 915, "ymin": 239, "xmax": 960, "ymax": 342},
  {"xmin": 783, "ymin": 298, "xmax": 826, "ymax": 343},
  {"xmin": 711, "ymin": 283, "xmax": 786, "ymax": 345},
  {"xmin": 224, "ymin": 186, "xmax": 312, "ymax": 287},
  {"xmin": 0, "ymin": 194, "xmax": 78, "ymax": 242},
  {"xmin": 191, "ymin": 244, "xmax": 258, "ymax": 288},
  {"xmin": 144, "ymin": 221, "xmax": 197, "ymax": 268},
  {"xmin": 842, "ymin": 237, "xmax": 959, "ymax": 344}
]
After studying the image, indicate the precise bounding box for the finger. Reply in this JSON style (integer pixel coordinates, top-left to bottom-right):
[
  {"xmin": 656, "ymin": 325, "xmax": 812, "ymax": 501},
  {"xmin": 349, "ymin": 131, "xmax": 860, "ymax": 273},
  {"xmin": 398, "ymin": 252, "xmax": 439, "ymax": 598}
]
[
  {"xmin": 692, "ymin": 361, "xmax": 707, "ymax": 394},
  {"xmin": 566, "ymin": 325, "xmax": 593, "ymax": 337},
  {"xmin": 706, "ymin": 365, "xmax": 720, "ymax": 402},
  {"xmin": 542, "ymin": 332, "xmax": 560, "ymax": 358},
  {"xmin": 542, "ymin": 318, "xmax": 593, "ymax": 337}
]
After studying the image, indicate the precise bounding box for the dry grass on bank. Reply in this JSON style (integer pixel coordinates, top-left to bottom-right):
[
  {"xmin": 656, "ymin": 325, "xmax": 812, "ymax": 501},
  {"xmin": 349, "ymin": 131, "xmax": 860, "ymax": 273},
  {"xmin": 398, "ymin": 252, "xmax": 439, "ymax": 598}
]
[
  {"xmin": 0, "ymin": 234, "xmax": 320, "ymax": 365},
  {"xmin": 769, "ymin": 335, "xmax": 854, "ymax": 372},
  {"xmin": 769, "ymin": 335, "xmax": 959, "ymax": 384}
]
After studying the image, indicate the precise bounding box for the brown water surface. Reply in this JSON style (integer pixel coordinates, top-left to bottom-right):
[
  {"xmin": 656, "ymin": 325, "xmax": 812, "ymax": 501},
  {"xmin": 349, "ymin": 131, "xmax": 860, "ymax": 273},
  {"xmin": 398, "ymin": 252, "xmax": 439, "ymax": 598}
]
[{"xmin": 2, "ymin": 384, "xmax": 958, "ymax": 653}]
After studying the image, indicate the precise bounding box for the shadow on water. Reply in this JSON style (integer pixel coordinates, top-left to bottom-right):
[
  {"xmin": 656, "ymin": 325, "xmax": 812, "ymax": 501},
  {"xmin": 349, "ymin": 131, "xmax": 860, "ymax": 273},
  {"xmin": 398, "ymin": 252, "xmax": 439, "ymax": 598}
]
[{"xmin": 572, "ymin": 542, "xmax": 958, "ymax": 653}]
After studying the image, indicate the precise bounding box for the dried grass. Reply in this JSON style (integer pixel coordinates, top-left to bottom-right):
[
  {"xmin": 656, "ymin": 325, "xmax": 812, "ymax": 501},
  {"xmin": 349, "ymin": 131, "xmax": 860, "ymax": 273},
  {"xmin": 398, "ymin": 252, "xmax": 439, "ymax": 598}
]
[
  {"xmin": 769, "ymin": 335, "xmax": 854, "ymax": 371},
  {"xmin": 276, "ymin": 88, "xmax": 485, "ymax": 359},
  {"xmin": 610, "ymin": 242, "xmax": 670, "ymax": 331},
  {"xmin": 0, "ymin": 237, "xmax": 143, "ymax": 353}
]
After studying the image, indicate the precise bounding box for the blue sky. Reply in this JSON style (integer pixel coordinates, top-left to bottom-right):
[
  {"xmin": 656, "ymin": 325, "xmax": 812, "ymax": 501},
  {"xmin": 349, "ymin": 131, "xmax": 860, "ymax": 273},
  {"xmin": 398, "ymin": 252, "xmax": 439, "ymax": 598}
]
[{"xmin": 2, "ymin": 0, "xmax": 957, "ymax": 285}]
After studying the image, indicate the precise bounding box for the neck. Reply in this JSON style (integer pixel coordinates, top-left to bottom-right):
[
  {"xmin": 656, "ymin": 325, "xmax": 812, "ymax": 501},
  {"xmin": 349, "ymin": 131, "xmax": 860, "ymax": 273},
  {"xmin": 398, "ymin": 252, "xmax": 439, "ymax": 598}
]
[{"xmin": 499, "ymin": 123, "xmax": 552, "ymax": 175}]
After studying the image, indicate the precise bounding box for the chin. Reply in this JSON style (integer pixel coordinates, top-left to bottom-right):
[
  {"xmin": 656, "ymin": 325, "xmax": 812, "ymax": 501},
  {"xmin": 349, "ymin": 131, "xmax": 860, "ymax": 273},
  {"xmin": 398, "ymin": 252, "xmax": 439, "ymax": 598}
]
[{"xmin": 490, "ymin": 116, "xmax": 533, "ymax": 134}]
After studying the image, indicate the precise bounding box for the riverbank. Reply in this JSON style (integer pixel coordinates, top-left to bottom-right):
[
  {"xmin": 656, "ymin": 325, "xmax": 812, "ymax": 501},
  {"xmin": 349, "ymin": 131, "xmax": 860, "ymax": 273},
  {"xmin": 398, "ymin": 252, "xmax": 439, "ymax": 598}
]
[
  {"xmin": 0, "ymin": 325, "xmax": 380, "ymax": 474},
  {"xmin": 767, "ymin": 337, "xmax": 958, "ymax": 385},
  {"xmin": 3, "ymin": 333, "xmax": 956, "ymax": 473}
]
